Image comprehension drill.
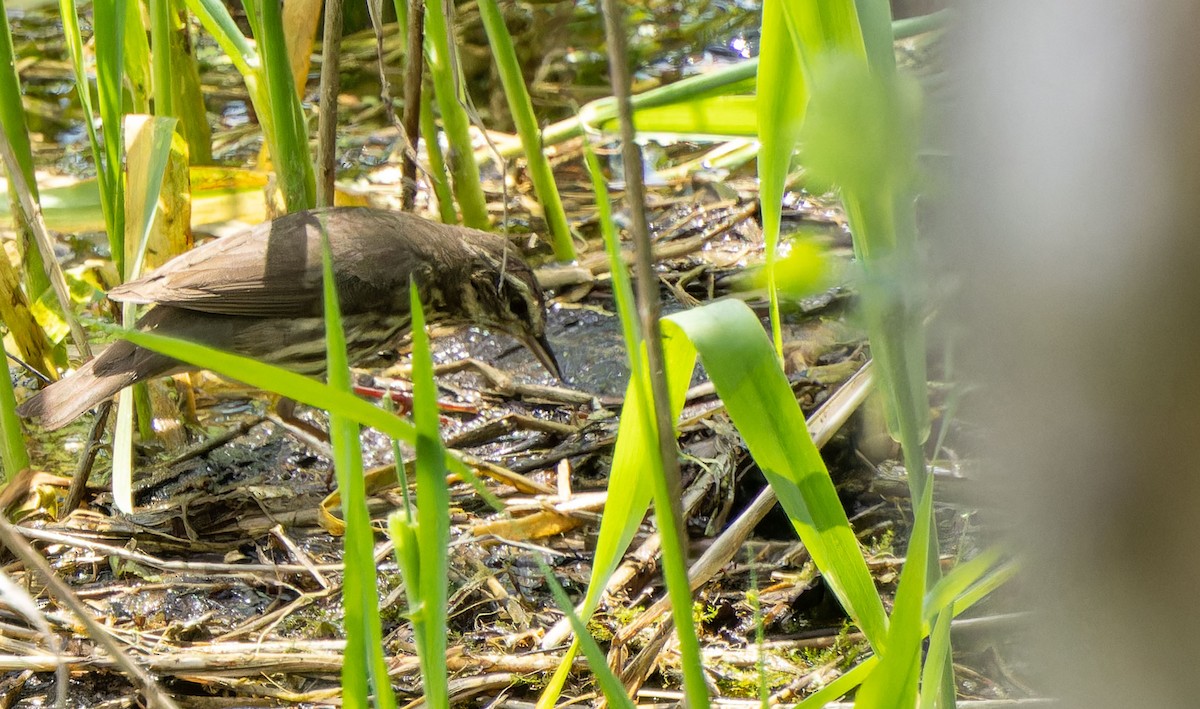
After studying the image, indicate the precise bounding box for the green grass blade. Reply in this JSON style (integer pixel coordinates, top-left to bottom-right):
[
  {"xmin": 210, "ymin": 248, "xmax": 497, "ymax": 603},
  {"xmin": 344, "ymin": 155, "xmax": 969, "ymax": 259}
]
[
  {"xmin": 918, "ymin": 607, "xmax": 953, "ymax": 709},
  {"xmin": 183, "ymin": 0, "xmax": 312, "ymax": 206},
  {"xmin": 123, "ymin": 0, "xmax": 151, "ymax": 113},
  {"xmin": 570, "ymin": 143, "xmax": 691, "ymax": 627},
  {"xmin": 315, "ymin": 214, "xmax": 397, "ymax": 709},
  {"xmin": 124, "ymin": 116, "xmax": 179, "ymax": 277},
  {"xmin": 852, "ymin": 481, "xmax": 934, "ymax": 708},
  {"xmin": 755, "ymin": 0, "xmax": 806, "ymax": 360},
  {"xmin": 599, "ymin": 95, "xmax": 759, "ymax": 138},
  {"xmin": 853, "ymin": 0, "xmax": 897, "ymax": 74},
  {"xmin": 150, "ymin": 0, "xmax": 174, "ymax": 117},
  {"xmin": 92, "ymin": 0, "xmax": 127, "ymax": 278},
  {"xmin": 494, "ymin": 59, "xmax": 759, "ymax": 165},
  {"xmin": 0, "ymin": 345, "xmax": 29, "ymax": 479},
  {"xmin": 797, "ymin": 657, "xmax": 877, "ymax": 708},
  {"xmin": 242, "ymin": 0, "xmax": 315, "ymax": 211},
  {"xmin": 801, "ymin": 56, "xmax": 931, "ymax": 495},
  {"xmin": 477, "ymin": 0, "xmax": 574, "ymax": 261},
  {"xmin": 408, "ymin": 282, "xmax": 450, "ymax": 707},
  {"xmin": 538, "ymin": 560, "xmax": 636, "ymax": 709},
  {"xmin": 179, "ymin": 0, "xmax": 256, "ymax": 77},
  {"xmin": 924, "ymin": 546, "xmax": 1006, "ymax": 617},
  {"xmin": 420, "ymin": 90, "xmax": 457, "ymax": 225},
  {"xmin": 798, "ymin": 553, "xmax": 1015, "ymax": 706},
  {"xmin": 535, "ymin": 144, "xmax": 647, "ymax": 708}
]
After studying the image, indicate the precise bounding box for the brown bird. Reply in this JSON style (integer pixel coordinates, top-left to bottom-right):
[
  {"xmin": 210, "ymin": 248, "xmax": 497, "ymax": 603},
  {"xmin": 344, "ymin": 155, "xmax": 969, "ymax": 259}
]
[{"xmin": 18, "ymin": 207, "xmax": 560, "ymax": 430}]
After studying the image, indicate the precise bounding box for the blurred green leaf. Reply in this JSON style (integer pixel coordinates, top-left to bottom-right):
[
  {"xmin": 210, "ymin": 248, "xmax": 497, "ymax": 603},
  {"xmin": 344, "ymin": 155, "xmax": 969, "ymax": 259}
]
[{"xmin": 801, "ymin": 55, "xmax": 921, "ymax": 197}]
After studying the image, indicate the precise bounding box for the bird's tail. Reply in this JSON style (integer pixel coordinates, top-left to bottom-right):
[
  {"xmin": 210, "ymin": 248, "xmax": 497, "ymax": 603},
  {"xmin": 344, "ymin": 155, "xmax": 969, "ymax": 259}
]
[{"xmin": 17, "ymin": 341, "xmax": 175, "ymax": 431}]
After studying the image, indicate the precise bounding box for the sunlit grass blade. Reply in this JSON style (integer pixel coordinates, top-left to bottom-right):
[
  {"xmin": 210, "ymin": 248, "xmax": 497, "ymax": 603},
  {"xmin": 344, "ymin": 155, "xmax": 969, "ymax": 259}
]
[
  {"xmin": 315, "ymin": 213, "xmax": 397, "ymax": 709},
  {"xmin": 924, "ymin": 545, "xmax": 1006, "ymax": 616},
  {"xmin": 852, "ymin": 481, "xmax": 934, "ymax": 708},
  {"xmin": 794, "ymin": 551, "xmax": 1014, "ymax": 706},
  {"xmin": 756, "ymin": 0, "xmax": 808, "ymax": 360},
  {"xmin": 799, "ymin": 656, "xmax": 877, "ymax": 708},
  {"xmin": 562, "ymin": 143, "xmax": 673, "ymax": 630},
  {"xmin": 111, "ymin": 115, "xmax": 179, "ymax": 513},
  {"xmin": 537, "ymin": 559, "xmax": 636, "ymax": 709},
  {"xmin": 598, "ymin": 95, "xmax": 758, "ymax": 138},
  {"xmin": 123, "ymin": 117, "xmax": 180, "ymax": 278},
  {"xmin": 477, "ymin": 0, "xmax": 574, "ymax": 261},
  {"xmin": 536, "ymin": 143, "xmax": 645, "ymax": 706},
  {"xmin": 918, "ymin": 607, "xmax": 953, "ymax": 709},
  {"xmin": 407, "ymin": 282, "xmax": 450, "ymax": 707},
  {"xmin": 548, "ymin": 297, "xmax": 891, "ymax": 699},
  {"xmin": 781, "ymin": 1, "xmax": 867, "ymax": 68},
  {"xmin": 489, "ymin": 59, "xmax": 759, "ymax": 165}
]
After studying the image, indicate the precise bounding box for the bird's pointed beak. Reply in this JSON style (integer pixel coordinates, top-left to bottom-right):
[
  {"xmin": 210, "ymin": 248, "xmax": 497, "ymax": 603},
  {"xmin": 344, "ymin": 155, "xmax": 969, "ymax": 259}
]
[{"xmin": 524, "ymin": 332, "xmax": 563, "ymax": 381}]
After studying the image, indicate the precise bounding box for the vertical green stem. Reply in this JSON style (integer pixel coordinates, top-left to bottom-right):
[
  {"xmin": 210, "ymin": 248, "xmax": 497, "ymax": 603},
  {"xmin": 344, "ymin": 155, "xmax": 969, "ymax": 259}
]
[
  {"xmin": 421, "ymin": 88, "xmax": 458, "ymax": 224},
  {"xmin": 423, "ymin": 0, "xmax": 489, "ymax": 228},
  {"xmin": 150, "ymin": 0, "xmax": 174, "ymax": 117},
  {"xmin": 477, "ymin": 0, "xmax": 575, "ymax": 261},
  {"xmin": 0, "ymin": 349, "xmax": 29, "ymax": 479}
]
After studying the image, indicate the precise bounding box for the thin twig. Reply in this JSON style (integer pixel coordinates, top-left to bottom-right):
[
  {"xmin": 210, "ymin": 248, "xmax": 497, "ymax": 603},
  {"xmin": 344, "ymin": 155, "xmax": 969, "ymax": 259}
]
[
  {"xmin": 316, "ymin": 0, "xmax": 345, "ymax": 207},
  {"xmin": 0, "ymin": 517, "xmax": 182, "ymax": 709},
  {"xmin": 401, "ymin": 0, "xmax": 426, "ymax": 211},
  {"xmin": 62, "ymin": 400, "xmax": 111, "ymax": 514}
]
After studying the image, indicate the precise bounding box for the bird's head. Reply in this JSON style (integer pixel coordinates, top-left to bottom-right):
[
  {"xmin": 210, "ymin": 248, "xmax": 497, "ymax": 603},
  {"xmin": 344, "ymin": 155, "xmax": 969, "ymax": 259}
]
[{"xmin": 458, "ymin": 235, "xmax": 562, "ymax": 380}]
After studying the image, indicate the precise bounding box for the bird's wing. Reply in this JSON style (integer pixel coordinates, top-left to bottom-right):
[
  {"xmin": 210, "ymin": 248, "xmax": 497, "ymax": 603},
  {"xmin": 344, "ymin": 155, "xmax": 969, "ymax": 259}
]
[
  {"xmin": 109, "ymin": 217, "xmax": 326, "ymax": 316},
  {"xmin": 109, "ymin": 208, "xmax": 447, "ymax": 318}
]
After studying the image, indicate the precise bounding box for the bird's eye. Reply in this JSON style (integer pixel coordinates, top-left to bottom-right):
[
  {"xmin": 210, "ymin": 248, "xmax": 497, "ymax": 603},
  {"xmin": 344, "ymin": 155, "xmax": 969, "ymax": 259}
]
[{"xmin": 508, "ymin": 292, "xmax": 530, "ymax": 321}]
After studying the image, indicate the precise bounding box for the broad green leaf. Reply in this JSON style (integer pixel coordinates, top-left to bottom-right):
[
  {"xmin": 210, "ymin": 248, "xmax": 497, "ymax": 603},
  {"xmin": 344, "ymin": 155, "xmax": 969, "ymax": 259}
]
[
  {"xmin": 111, "ymin": 114, "xmax": 178, "ymax": 514},
  {"xmin": 665, "ymin": 299, "xmax": 889, "ymax": 647}
]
